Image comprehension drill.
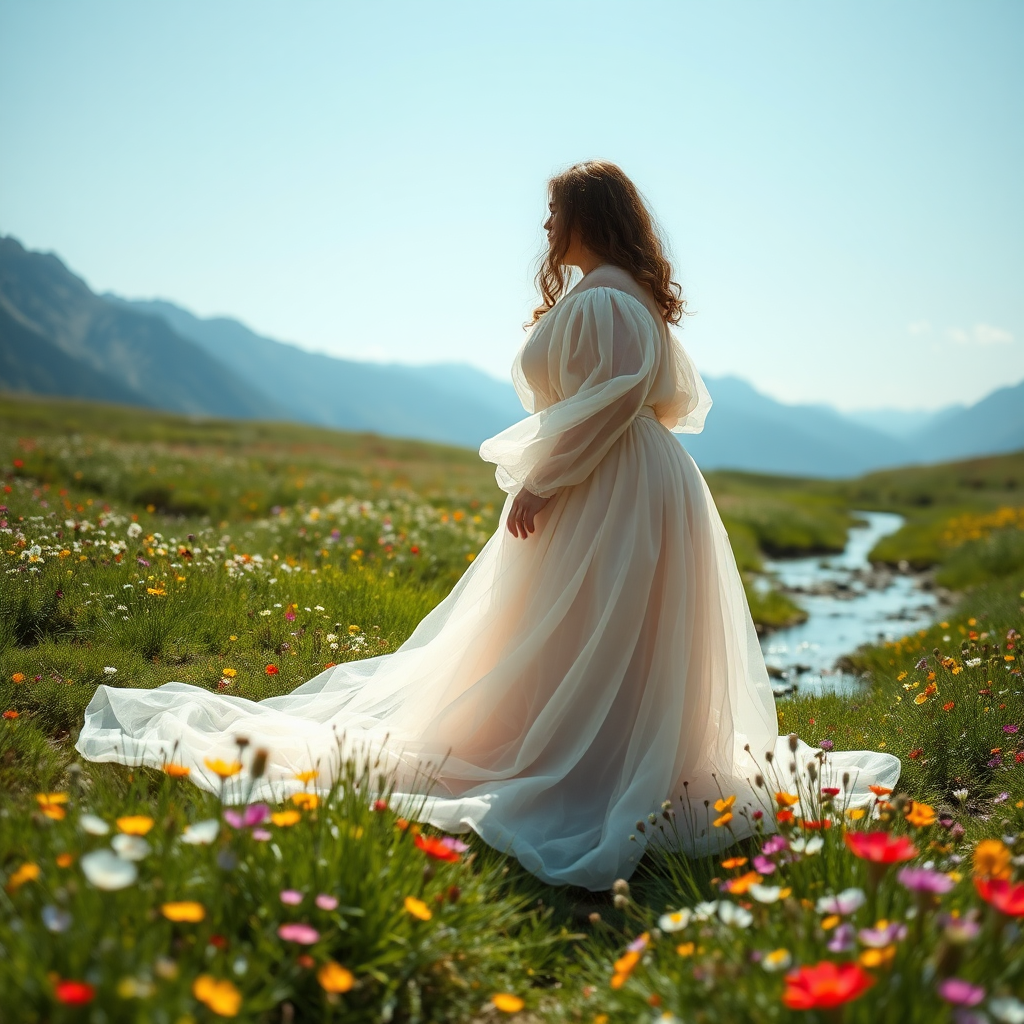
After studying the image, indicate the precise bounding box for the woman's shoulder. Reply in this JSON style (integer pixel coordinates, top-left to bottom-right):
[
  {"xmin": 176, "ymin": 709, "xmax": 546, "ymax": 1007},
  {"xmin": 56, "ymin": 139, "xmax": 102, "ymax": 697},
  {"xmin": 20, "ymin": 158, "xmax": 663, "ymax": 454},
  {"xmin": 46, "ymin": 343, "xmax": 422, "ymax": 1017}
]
[{"xmin": 562, "ymin": 266, "xmax": 663, "ymax": 330}]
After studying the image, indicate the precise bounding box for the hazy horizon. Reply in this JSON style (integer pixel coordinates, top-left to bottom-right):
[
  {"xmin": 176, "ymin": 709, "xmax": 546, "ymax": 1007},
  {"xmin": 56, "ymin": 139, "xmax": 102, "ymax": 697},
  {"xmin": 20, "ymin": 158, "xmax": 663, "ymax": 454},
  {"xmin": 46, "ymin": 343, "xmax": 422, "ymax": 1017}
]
[{"xmin": 2, "ymin": 1, "xmax": 1021, "ymax": 412}]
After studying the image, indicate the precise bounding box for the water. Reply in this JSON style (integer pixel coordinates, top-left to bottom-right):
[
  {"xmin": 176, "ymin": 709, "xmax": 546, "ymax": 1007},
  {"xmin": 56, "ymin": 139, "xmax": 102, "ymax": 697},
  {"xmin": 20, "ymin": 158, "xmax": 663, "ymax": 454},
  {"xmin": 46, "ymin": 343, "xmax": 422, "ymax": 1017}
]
[{"xmin": 757, "ymin": 510, "xmax": 941, "ymax": 697}]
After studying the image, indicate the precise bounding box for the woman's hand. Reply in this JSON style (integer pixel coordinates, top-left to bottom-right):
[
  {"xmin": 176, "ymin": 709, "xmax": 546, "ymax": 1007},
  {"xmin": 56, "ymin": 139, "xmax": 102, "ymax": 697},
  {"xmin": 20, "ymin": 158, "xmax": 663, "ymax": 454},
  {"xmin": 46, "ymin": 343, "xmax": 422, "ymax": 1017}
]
[{"xmin": 506, "ymin": 487, "xmax": 553, "ymax": 539}]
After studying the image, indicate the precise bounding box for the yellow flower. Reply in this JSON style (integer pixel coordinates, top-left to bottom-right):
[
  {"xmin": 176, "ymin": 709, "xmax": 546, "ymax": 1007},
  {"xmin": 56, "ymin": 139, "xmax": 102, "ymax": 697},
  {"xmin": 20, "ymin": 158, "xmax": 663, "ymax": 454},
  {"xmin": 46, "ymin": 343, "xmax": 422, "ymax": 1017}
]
[
  {"xmin": 162, "ymin": 901, "xmax": 206, "ymax": 922},
  {"xmin": 117, "ymin": 815, "xmax": 155, "ymax": 835},
  {"xmin": 713, "ymin": 812, "xmax": 733, "ymax": 828},
  {"xmin": 317, "ymin": 962, "xmax": 355, "ymax": 993},
  {"xmin": 204, "ymin": 758, "xmax": 242, "ymax": 779},
  {"xmin": 973, "ymin": 839, "xmax": 1011, "ymax": 880},
  {"xmin": 271, "ymin": 810, "xmax": 301, "ymax": 827},
  {"xmin": 348, "ymin": 624, "xmax": 361, "ymax": 634},
  {"xmin": 492, "ymin": 994, "xmax": 525, "ymax": 1013},
  {"xmin": 36, "ymin": 794, "xmax": 68, "ymax": 820},
  {"xmin": 36, "ymin": 792, "xmax": 69, "ymax": 805},
  {"xmin": 404, "ymin": 896, "xmax": 432, "ymax": 921},
  {"xmin": 914, "ymin": 693, "xmax": 928, "ymax": 705},
  {"xmin": 714, "ymin": 795, "xmax": 736, "ymax": 813},
  {"xmin": 821, "ymin": 915, "xmax": 840, "ymax": 931},
  {"xmin": 293, "ymin": 770, "xmax": 318, "ymax": 784},
  {"xmin": 775, "ymin": 792, "xmax": 799, "ymax": 808},
  {"xmin": 222, "ymin": 668, "xmax": 237, "ymax": 678},
  {"xmin": 896, "ymin": 671, "xmax": 907, "ymax": 681},
  {"xmin": 905, "ymin": 801, "xmax": 936, "ymax": 827},
  {"xmin": 845, "ymin": 808, "xmax": 866, "ymax": 820},
  {"xmin": 193, "ymin": 975, "xmax": 242, "ymax": 1017},
  {"xmin": 6, "ymin": 862, "xmax": 40, "ymax": 892},
  {"xmin": 676, "ymin": 942, "xmax": 695, "ymax": 957},
  {"xmin": 721, "ymin": 856, "xmax": 748, "ymax": 870},
  {"xmin": 291, "ymin": 792, "xmax": 319, "ymax": 810},
  {"xmin": 147, "ymin": 585, "xmax": 166, "ymax": 596},
  {"xmin": 229, "ymin": 635, "xmax": 238, "ymax": 641},
  {"xmin": 859, "ymin": 945, "xmax": 896, "ymax": 969}
]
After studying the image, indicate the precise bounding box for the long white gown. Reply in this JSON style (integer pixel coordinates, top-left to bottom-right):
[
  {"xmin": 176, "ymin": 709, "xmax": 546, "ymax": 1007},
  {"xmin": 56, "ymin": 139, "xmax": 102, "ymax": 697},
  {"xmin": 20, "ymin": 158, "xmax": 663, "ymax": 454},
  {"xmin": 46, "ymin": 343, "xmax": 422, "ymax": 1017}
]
[{"xmin": 76, "ymin": 265, "xmax": 900, "ymax": 890}]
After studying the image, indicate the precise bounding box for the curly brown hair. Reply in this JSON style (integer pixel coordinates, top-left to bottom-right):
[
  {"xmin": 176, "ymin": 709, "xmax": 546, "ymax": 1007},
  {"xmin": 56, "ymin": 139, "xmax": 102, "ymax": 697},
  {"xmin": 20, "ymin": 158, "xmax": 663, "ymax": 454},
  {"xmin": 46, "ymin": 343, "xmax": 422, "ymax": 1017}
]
[{"xmin": 530, "ymin": 160, "xmax": 687, "ymax": 325}]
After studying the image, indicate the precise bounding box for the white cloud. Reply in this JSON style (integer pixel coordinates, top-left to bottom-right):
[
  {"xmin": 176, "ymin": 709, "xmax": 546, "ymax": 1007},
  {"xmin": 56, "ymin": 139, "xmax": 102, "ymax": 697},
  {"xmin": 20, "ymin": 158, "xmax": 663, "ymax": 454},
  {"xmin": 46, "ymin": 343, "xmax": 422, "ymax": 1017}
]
[
  {"xmin": 907, "ymin": 320, "xmax": 931, "ymax": 335},
  {"xmin": 947, "ymin": 323, "xmax": 1014, "ymax": 346}
]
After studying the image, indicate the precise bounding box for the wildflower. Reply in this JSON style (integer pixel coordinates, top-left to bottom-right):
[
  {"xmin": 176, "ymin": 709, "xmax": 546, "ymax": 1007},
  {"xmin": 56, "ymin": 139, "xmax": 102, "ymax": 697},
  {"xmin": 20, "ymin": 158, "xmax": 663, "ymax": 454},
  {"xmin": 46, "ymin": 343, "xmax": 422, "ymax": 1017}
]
[
  {"xmin": 914, "ymin": 693, "xmax": 928, "ymax": 704},
  {"xmin": 11, "ymin": 672, "xmax": 25, "ymax": 683},
  {"xmin": 162, "ymin": 902, "xmax": 205, "ymax": 922},
  {"xmin": 265, "ymin": 664, "xmax": 279, "ymax": 675},
  {"xmin": 821, "ymin": 915, "xmax": 841, "ymax": 930},
  {"xmin": 816, "ymin": 890, "xmax": 866, "ymax": 915},
  {"xmin": 204, "ymin": 758, "xmax": 242, "ymax": 779},
  {"xmin": 224, "ymin": 804, "xmax": 269, "ymax": 829},
  {"xmin": 222, "ymin": 668, "xmax": 237, "ymax": 678},
  {"xmin": 897, "ymin": 866, "xmax": 954, "ymax": 894},
  {"xmin": 404, "ymin": 895, "xmax": 432, "ymax": 921},
  {"xmin": 762, "ymin": 949, "xmax": 792, "ymax": 972},
  {"xmin": 869, "ymin": 785, "xmax": 892, "ymax": 796},
  {"xmin": 277, "ymin": 923, "xmax": 320, "ymax": 944},
  {"xmin": 193, "ymin": 975, "xmax": 242, "ymax": 1017},
  {"xmin": 721, "ymin": 856, "xmax": 748, "ymax": 869},
  {"xmin": 989, "ymin": 997, "xmax": 1024, "ymax": 1024},
  {"xmin": 844, "ymin": 832, "xmax": 918, "ymax": 864},
  {"xmin": 80, "ymin": 849, "xmax": 138, "ymax": 890},
  {"xmin": 315, "ymin": 894, "xmax": 339, "ymax": 911},
  {"xmin": 718, "ymin": 903, "xmax": 753, "ymax": 928},
  {"xmin": 42, "ymin": 905, "xmax": 73, "ymax": 932},
  {"xmin": 318, "ymin": 962, "xmax": 355, "ymax": 993},
  {"xmin": 6, "ymin": 862, "xmax": 40, "ymax": 892},
  {"xmin": 819, "ymin": 739, "xmax": 835, "ymax": 751},
  {"xmin": 821, "ymin": 786, "xmax": 841, "ymax": 798},
  {"xmin": 762, "ymin": 835, "xmax": 788, "ymax": 854},
  {"xmin": 414, "ymin": 834, "xmax": 461, "ymax": 862},
  {"xmin": 858, "ymin": 945, "xmax": 897, "ymax": 969},
  {"xmin": 943, "ymin": 701, "xmax": 955, "ymax": 711},
  {"xmin": 905, "ymin": 801, "xmax": 937, "ymax": 827},
  {"xmin": 801, "ymin": 819, "xmax": 832, "ymax": 831},
  {"xmin": 775, "ymin": 791, "xmax": 799, "ymax": 808},
  {"xmin": 271, "ymin": 810, "xmax": 301, "ymax": 827},
  {"xmin": 845, "ymin": 808, "xmax": 866, "ymax": 820},
  {"xmin": 776, "ymin": 809, "xmax": 795, "ymax": 825},
  {"xmin": 55, "ymin": 853, "xmax": 73, "ymax": 868},
  {"xmin": 750, "ymin": 884, "xmax": 790, "ymax": 903},
  {"xmin": 753, "ymin": 854, "xmax": 776, "ymax": 874},
  {"xmin": 291, "ymin": 792, "xmax": 319, "ymax": 810},
  {"xmin": 111, "ymin": 834, "xmax": 151, "ymax": 861},
  {"xmin": 80, "ymin": 813, "xmax": 110, "ymax": 836},
  {"xmin": 790, "ymin": 836, "xmax": 825, "ymax": 856},
  {"xmin": 676, "ymin": 942, "xmax": 696, "ymax": 957},
  {"xmin": 782, "ymin": 961, "xmax": 874, "ymax": 1010},
  {"xmin": 658, "ymin": 909, "xmax": 691, "ymax": 931},
  {"xmin": 293, "ymin": 769, "xmax": 318, "ymax": 784},
  {"xmin": 693, "ymin": 901, "xmax": 719, "ymax": 921},
  {"xmin": 937, "ymin": 978, "xmax": 986, "ymax": 1007},
  {"xmin": 713, "ymin": 812, "xmax": 733, "ymax": 827},
  {"xmin": 2, "ymin": 710, "xmax": 18, "ymax": 719},
  {"xmin": 858, "ymin": 920, "xmax": 907, "ymax": 947},
  {"xmin": 492, "ymin": 994, "xmax": 525, "ymax": 1013},
  {"xmin": 181, "ymin": 819, "xmax": 220, "ymax": 845},
  {"xmin": 280, "ymin": 890, "xmax": 303, "ymax": 905},
  {"xmin": 953, "ymin": 788, "xmax": 969, "ymax": 802},
  {"xmin": 55, "ymin": 981, "xmax": 95, "ymax": 1005},
  {"xmin": 827, "ymin": 923, "xmax": 857, "ymax": 953},
  {"xmin": 973, "ymin": 840, "xmax": 1011, "ymax": 880},
  {"xmin": 974, "ymin": 877, "xmax": 1024, "ymax": 916},
  {"xmin": 1005, "ymin": 724, "xmax": 1020, "ymax": 734},
  {"xmin": 116, "ymin": 815, "xmax": 155, "ymax": 835},
  {"xmin": 163, "ymin": 763, "xmax": 191, "ymax": 778},
  {"xmin": 726, "ymin": 871, "xmax": 763, "ymax": 895}
]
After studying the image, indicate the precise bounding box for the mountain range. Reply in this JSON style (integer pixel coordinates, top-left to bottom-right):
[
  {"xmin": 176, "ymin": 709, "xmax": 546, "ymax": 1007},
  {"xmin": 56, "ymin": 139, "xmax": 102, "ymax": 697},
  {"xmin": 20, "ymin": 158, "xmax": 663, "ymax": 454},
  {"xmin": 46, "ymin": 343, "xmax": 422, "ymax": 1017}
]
[{"xmin": 2, "ymin": 235, "xmax": 1021, "ymax": 477}]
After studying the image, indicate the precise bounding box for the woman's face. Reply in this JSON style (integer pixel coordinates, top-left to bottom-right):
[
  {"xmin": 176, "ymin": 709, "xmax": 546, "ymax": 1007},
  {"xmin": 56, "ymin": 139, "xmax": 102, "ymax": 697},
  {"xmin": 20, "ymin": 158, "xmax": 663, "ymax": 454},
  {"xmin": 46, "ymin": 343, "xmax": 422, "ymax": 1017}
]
[{"xmin": 543, "ymin": 197, "xmax": 585, "ymax": 267}]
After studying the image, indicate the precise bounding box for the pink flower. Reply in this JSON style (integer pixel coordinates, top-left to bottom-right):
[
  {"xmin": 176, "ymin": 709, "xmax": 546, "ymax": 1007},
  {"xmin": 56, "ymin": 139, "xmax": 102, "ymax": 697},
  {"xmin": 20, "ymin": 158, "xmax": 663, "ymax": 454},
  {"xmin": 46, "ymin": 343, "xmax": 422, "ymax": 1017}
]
[
  {"xmin": 762, "ymin": 836, "xmax": 788, "ymax": 855},
  {"xmin": 753, "ymin": 855, "xmax": 776, "ymax": 875},
  {"xmin": 315, "ymin": 894, "xmax": 339, "ymax": 911},
  {"xmin": 897, "ymin": 866, "xmax": 955, "ymax": 894},
  {"xmin": 937, "ymin": 979, "xmax": 985, "ymax": 1006},
  {"xmin": 1003, "ymin": 724, "xmax": 1019, "ymax": 734},
  {"xmin": 224, "ymin": 804, "xmax": 270, "ymax": 829},
  {"xmin": 277, "ymin": 923, "xmax": 319, "ymax": 944},
  {"xmin": 251, "ymin": 828, "xmax": 272, "ymax": 841},
  {"xmin": 439, "ymin": 836, "xmax": 469, "ymax": 854},
  {"xmin": 279, "ymin": 890, "xmax": 303, "ymax": 906}
]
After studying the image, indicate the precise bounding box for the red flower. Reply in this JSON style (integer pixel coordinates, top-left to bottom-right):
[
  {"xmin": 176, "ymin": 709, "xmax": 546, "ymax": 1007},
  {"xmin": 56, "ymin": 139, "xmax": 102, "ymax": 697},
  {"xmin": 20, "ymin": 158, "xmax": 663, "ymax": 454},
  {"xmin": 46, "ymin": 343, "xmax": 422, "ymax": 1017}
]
[
  {"xmin": 974, "ymin": 877, "xmax": 1024, "ymax": 917},
  {"xmin": 821, "ymin": 787, "xmax": 841, "ymax": 797},
  {"xmin": 801, "ymin": 819, "xmax": 833, "ymax": 831},
  {"xmin": 783, "ymin": 962, "xmax": 874, "ymax": 1010},
  {"xmin": 2, "ymin": 710, "xmax": 18, "ymax": 719},
  {"xmin": 844, "ymin": 831, "xmax": 918, "ymax": 864},
  {"xmin": 265, "ymin": 664, "xmax": 279, "ymax": 675},
  {"xmin": 908, "ymin": 748, "xmax": 925, "ymax": 760},
  {"xmin": 373, "ymin": 799, "xmax": 388, "ymax": 812},
  {"xmin": 55, "ymin": 981, "xmax": 95, "ymax": 1005},
  {"xmin": 776, "ymin": 809, "xmax": 795, "ymax": 824},
  {"xmin": 414, "ymin": 833, "xmax": 460, "ymax": 863}
]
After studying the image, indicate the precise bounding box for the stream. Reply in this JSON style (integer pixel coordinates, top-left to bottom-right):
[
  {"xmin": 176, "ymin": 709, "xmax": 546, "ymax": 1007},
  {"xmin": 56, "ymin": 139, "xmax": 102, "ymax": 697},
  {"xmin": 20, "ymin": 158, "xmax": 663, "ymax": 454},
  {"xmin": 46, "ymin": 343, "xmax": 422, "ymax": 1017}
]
[{"xmin": 757, "ymin": 511, "xmax": 945, "ymax": 697}]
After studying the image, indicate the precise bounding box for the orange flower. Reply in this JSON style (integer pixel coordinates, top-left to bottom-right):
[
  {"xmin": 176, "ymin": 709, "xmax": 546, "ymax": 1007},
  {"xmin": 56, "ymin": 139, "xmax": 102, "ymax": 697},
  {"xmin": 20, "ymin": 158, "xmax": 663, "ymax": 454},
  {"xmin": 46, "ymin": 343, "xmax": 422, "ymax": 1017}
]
[
  {"xmin": 943, "ymin": 702, "xmax": 955, "ymax": 712},
  {"xmin": 973, "ymin": 839, "xmax": 1011, "ymax": 880},
  {"xmin": 800, "ymin": 819, "xmax": 833, "ymax": 831},
  {"xmin": 414, "ymin": 833, "xmax": 461, "ymax": 862},
  {"xmin": 713, "ymin": 812, "xmax": 733, "ymax": 828},
  {"xmin": 714, "ymin": 795, "xmax": 736, "ymax": 813},
  {"xmin": 56, "ymin": 853, "xmax": 74, "ymax": 868},
  {"xmin": 204, "ymin": 758, "xmax": 242, "ymax": 779},
  {"xmin": 162, "ymin": 901, "xmax": 205, "ymax": 922},
  {"xmin": 318, "ymin": 962, "xmax": 355, "ymax": 993},
  {"xmin": 11, "ymin": 673, "xmax": 25, "ymax": 683},
  {"xmin": 116, "ymin": 815, "xmax": 155, "ymax": 835},
  {"xmin": 2, "ymin": 710, "xmax": 19, "ymax": 719},
  {"xmin": 905, "ymin": 801, "xmax": 936, "ymax": 827},
  {"xmin": 868, "ymin": 785, "xmax": 892, "ymax": 797},
  {"xmin": 265, "ymin": 664, "xmax": 279, "ymax": 675},
  {"xmin": 290, "ymin": 792, "xmax": 319, "ymax": 810},
  {"xmin": 6, "ymin": 862, "xmax": 40, "ymax": 892},
  {"xmin": 776, "ymin": 809, "xmax": 795, "ymax": 825},
  {"xmin": 775, "ymin": 792, "xmax": 800, "ymax": 808},
  {"xmin": 721, "ymin": 857, "xmax": 748, "ymax": 870},
  {"xmin": 858, "ymin": 945, "xmax": 897, "ymax": 970},
  {"xmin": 726, "ymin": 871, "xmax": 763, "ymax": 895},
  {"xmin": 193, "ymin": 975, "xmax": 242, "ymax": 1017},
  {"xmin": 163, "ymin": 762, "xmax": 191, "ymax": 778}
]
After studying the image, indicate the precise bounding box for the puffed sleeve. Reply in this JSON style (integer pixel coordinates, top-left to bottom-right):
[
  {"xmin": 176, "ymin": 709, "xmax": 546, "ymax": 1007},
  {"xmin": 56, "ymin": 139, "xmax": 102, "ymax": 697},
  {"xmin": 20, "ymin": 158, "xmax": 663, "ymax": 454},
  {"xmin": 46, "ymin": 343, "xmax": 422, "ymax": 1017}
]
[{"xmin": 479, "ymin": 286, "xmax": 659, "ymax": 499}]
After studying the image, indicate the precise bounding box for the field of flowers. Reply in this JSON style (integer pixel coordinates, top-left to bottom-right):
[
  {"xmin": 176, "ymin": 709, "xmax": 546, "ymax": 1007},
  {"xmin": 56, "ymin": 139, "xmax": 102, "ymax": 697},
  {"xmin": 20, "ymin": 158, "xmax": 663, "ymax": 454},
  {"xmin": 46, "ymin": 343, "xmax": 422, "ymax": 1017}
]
[{"xmin": 1, "ymin": 396, "xmax": 1022, "ymax": 1022}]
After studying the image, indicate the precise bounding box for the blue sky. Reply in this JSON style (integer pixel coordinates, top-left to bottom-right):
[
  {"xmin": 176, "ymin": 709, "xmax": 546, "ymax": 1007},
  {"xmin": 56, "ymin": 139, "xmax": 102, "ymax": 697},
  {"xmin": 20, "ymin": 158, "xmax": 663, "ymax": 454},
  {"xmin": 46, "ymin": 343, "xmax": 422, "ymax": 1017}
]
[{"xmin": 1, "ymin": 1, "xmax": 1021, "ymax": 411}]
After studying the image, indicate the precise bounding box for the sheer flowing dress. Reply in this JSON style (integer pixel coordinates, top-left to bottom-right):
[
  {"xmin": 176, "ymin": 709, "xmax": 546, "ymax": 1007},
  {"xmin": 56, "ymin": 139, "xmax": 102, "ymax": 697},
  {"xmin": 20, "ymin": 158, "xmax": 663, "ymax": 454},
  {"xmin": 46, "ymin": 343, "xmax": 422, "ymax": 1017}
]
[{"xmin": 76, "ymin": 265, "xmax": 900, "ymax": 890}]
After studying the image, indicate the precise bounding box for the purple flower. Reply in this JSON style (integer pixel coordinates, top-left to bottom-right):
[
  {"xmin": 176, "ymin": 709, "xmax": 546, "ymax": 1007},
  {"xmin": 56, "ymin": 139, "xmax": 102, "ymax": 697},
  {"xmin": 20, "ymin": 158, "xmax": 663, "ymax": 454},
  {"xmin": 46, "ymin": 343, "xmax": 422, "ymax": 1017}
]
[
  {"xmin": 897, "ymin": 866, "xmax": 955, "ymax": 894},
  {"xmin": 762, "ymin": 835, "xmax": 788, "ymax": 855},
  {"xmin": 987, "ymin": 756, "xmax": 1002, "ymax": 768},
  {"xmin": 993, "ymin": 792, "xmax": 1009, "ymax": 804},
  {"xmin": 279, "ymin": 890, "xmax": 303, "ymax": 905},
  {"xmin": 938, "ymin": 978, "xmax": 985, "ymax": 1007},
  {"xmin": 224, "ymin": 803, "xmax": 270, "ymax": 829},
  {"xmin": 277, "ymin": 923, "xmax": 319, "ymax": 944},
  {"xmin": 953, "ymin": 1011, "xmax": 987, "ymax": 1024},
  {"xmin": 753, "ymin": 855, "xmax": 776, "ymax": 875},
  {"xmin": 859, "ymin": 921, "xmax": 907, "ymax": 947},
  {"xmin": 315, "ymin": 894, "xmax": 338, "ymax": 911},
  {"xmin": 950, "ymin": 822, "xmax": 966, "ymax": 838},
  {"xmin": 826, "ymin": 923, "xmax": 856, "ymax": 953},
  {"xmin": 916, "ymin": 658, "xmax": 929, "ymax": 670},
  {"xmin": 940, "ymin": 913, "xmax": 981, "ymax": 944},
  {"xmin": 818, "ymin": 739, "xmax": 835, "ymax": 752},
  {"xmin": 1003, "ymin": 724, "xmax": 1019, "ymax": 734},
  {"xmin": 136, "ymin": 556, "xmax": 150, "ymax": 567}
]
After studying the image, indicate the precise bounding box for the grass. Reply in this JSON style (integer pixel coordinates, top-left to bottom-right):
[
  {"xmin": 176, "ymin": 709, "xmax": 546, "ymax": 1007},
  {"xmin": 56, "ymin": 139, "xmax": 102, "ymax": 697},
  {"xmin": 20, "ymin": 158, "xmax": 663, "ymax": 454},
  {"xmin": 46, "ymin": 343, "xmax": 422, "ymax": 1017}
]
[{"xmin": 1, "ymin": 394, "xmax": 1023, "ymax": 1022}]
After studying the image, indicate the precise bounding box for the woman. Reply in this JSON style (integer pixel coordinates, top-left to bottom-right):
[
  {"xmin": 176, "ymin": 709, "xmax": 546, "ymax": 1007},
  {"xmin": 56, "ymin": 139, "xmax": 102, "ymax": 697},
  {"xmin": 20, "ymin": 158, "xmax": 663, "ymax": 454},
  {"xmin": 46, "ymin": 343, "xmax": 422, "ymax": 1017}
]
[{"xmin": 77, "ymin": 161, "xmax": 899, "ymax": 891}]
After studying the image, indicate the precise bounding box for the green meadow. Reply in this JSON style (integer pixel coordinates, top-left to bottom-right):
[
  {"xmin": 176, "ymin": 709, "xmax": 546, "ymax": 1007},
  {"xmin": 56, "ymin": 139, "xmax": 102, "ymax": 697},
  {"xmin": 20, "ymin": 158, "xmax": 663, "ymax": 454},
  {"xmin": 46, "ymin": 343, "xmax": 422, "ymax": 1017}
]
[{"xmin": 1, "ymin": 394, "xmax": 1022, "ymax": 1023}]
